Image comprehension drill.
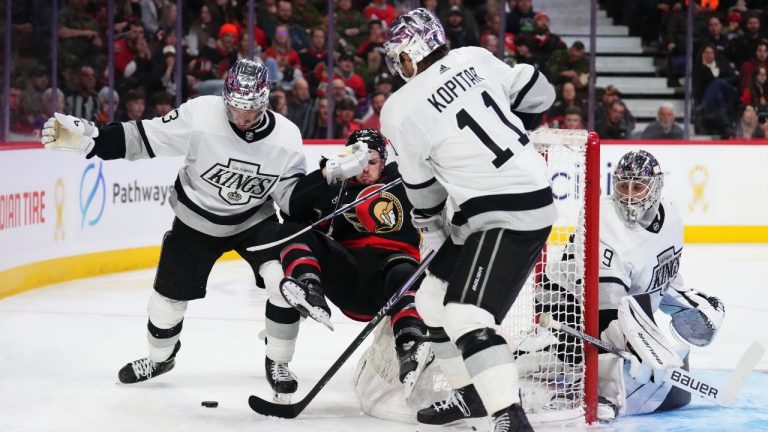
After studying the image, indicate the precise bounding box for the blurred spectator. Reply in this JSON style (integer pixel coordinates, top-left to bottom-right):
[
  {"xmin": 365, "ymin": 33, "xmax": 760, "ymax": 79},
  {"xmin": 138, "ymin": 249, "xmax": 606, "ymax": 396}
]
[
  {"xmin": 544, "ymin": 82, "xmax": 586, "ymax": 128},
  {"xmin": 187, "ymin": 3, "xmax": 220, "ymax": 57},
  {"xmin": 291, "ymin": 0, "xmax": 323, "ymax": 30},
  {"xmin": 357, "ymin": 20, "xmax": 386, "ymax": 59},
  {"xmin": 115, "ymin": 20, "xmax": 153, "ymax": 91},
  {"xmin": 531, "ymin": 12, "xmax": 566, "ymax": 60},
  {"xmin": 506, "ymin": 0, "xmax": 535, "ymax": 34},
  {"xmin": 698, "ymin": 16, "xmax": 730, "ymax": 62},
  {"xmin": 140, "ymin": 0, "xmax": 163, "ymax": 36},
  {"xmin": 741, "ymin": 65, "xmax": 768, "ymax": 114},
  {"xmin": 9, "ymin": 82, "xmax": 32, "ymax": 133},
  {"xmin": 157, "ymin": 2, "xmax": 178, "ymax": 39},
  {"xmin": 724, "ymin": 11, "xmax": 743, "ymax": 42},
  {"xmin": 334, "ymin": 97, "xmax": 362, "ymax": 138},
  {"xmin": 421, "ymin": 0, "xmax": 439, "ymax": 14},
  {"xmin": 596, "ymin": 100, "xmax": 634, "ymax": 140},
  {"xmin": 57, "ymin": 0, "xmax": 104, "ymax": 71},
  {"xmin": 308, "ymin": 97, "xmax": 330, "ymax": 138},
  {"xmin": 32, "ymin": 88, "xmax": 65, "ymax": 130},
  {"xmin": 269, "ymin": 88, "xmax": 289, "ymax": 117},
  {"xmin": 596, "ymin": 85, "xmax": 635, "ymax": 133},
  {"xmin": 373, "ymin": 72, "xmax": 395, "ymax": 96},
  {"xmin": 265, "ymin": 24, "xmax": 304, "ymax": 90},
  {"xmin": 65, "ymin": 65, "xmax": 99, "ymax": 121},
  {"xmin": 359, "ymin": 49, "xmax": 386, "ymax": 93},
  {"xmin": 156, "ymin": 30, "xmax": 179, "ymax": 96},
  {"xmin": 276, "ymin": 0, "xmax": 309, "ymax": 51},
  {"xmin": 330, "ymin": 77, "xmax": 357, "ymax": 106},
  {"xmin": 514, "ymin": 35, "xmax": 542, "ymax": 69},
  {"xmin": 445, "ymin": 5, "xmax": 480, "ymax": 49},
  {"xmin": 641, "ymin": 104, "xmax": 684, "ymax": 140},
  {"xmin": 730, "ymin": 13, "xmax": 766, "ymax": 66},
  {"xmin": 546, "ymin": 40, "xmax": 588, "ymax": 92},
  {"xmin": 257, "ymin": 0, "xmax": 279, "ymax": 39},
  {"xmin": 336, "ymin": 52, "xmax": 368, "ymax": 99},
  {"xmin": 363, "ymin": 0, "xmax": 396, "ymax": 26},
  {"xmin": 190, "ymin": 23, "xmax": 239, "ymax": 95},
  {"xmin": 480, "ymin": 34, "xmax": 515, "ymax": 66},
  {"xmin": 119, "ymin": 89, "xmax": 148, "ymax": 122},
  {"xmin": 562, "ymin": 106, "xmax": 585, "ymax": 130},
  {"xmin": 440, "ymin": 0, "xmax": 480, "ymax": 41},
  {"xmin": 300, "ymin": 27, "xmax": 329, "ymax": 78},
  {"xmin": 732, "ymin": 104, "xmax": 765, "ymax": 138},
  {"xmin": 361, "ymin": 91, "xmax": 387, "ymax": 130},
  {"xmin": 739, "ymin": 40, "xmax": 768, "ymax": 90},
  {"xmin": 480, "ymin": 14, "xmax": 516, "ymax": 59},
  {"xmin": 693, "ymin": 43, "xmax": 738, "ymax": 136},
  {"xmin": 150, "ymin": 92, "xmax": 174, "ymax": 118},
  {"xmin": 336, "ymin": 0, "xmax": 369, "ymax": 52},
  {"xmin": 20, "ymin": 67, "xmax": 50, "ymax": 122},
  {"xmin": 287, "ymin": 79, "xmax": 316, "ymax": 136},
  {"xmin": 95, "ymin": 87, "xmax": 120, "ymax": 125}
]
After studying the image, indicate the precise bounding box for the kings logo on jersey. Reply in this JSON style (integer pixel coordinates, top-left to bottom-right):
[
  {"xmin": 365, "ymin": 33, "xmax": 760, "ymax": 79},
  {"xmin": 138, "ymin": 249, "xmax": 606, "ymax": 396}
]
[
  {"xmin": 647, "ymin": 246, "xmax": 682, "ymax": 295},
  {"xmin": 344, "ymin": 184, "xmax": 404, "ymax": 234},
  {"xmin": 201, "ymin": 159, "xmax": 279, "ymax": 205}
]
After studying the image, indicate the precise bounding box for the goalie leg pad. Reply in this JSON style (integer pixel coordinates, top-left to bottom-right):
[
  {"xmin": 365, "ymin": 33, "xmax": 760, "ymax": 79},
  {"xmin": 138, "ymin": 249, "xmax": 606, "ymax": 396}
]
[
  {"xmin": 147, "ymin": 291, "xmax": 188, "ymax": 362},
  {"xmin": 414, "ymin": 273, "xmax": 448, "ymax": 328},
  {"xmin": 623, "ymin": 344, "xmax": 692, "ymax": 416}
]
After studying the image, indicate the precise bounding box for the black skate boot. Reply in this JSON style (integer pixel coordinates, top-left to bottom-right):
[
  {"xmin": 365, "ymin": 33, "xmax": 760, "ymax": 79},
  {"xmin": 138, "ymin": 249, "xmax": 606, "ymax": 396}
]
[
  {"xmin": 265, "ymin": 357, "xmax": 298, "ymax": 404},
  {"xmin": 417, "ymin": 384, "xmax": 488, "ymax": 430},
  {"xmin": 279, "ymin": 277, "xmax": 333, "ymax": 330},
  {"xmin": 118, "ymin": 341, "xmax": 181, "ymax": 384},
  {"xmin": 491, "ymin": 404, "xmax": 533, "ymax": 432},
  {"xmin": 397, "ymin": 337, "xmax": 434, "ymax": 398}
]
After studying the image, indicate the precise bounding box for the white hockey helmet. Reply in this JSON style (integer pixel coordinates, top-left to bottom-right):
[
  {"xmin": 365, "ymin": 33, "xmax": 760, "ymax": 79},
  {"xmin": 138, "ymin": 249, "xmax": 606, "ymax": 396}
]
[
  {"xmin": 222, "ymin": 59, "xmax": 270, "ymax": 129},
  {"xmin": 384, "ymin": 8, "xmax": 447, "ymax": 81},
  {"xmin": 612, "ymin": 150, "xmax": 664, "ymax": 227}
]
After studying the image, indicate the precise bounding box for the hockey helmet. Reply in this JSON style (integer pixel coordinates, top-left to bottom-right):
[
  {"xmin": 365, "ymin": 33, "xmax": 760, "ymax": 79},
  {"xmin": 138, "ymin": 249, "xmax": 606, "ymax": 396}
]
[
  {"xmin": 346, "ymin": 129, "xmax": 388, "ymax": 162},
  {"xmin": 222, "ymin": 59, "xmax": 270, "ymax": 129},
  {"xmin": 612, "ymin": 150, "xmax": 664, "ymax": 227},
  {"xmin": 384, "ymin": 8, "xmax": 446, "ymax": 81}
]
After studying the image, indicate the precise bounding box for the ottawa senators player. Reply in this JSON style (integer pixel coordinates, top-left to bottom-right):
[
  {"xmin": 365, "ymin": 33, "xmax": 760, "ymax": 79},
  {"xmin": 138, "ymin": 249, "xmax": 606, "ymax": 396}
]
[{"xmin": 262, "ymin": 129, "xmax": 432, "ymax": 402}]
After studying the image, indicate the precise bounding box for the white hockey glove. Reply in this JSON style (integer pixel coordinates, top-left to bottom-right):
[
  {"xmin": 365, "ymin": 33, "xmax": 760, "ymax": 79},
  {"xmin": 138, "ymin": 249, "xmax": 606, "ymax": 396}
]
[
  {"xmin": 323, "ymin": 142, "xmax": 369, "ymax": 184},
  {"xmin": 411, "ymin": 209, "xmax": 449, "ymax": 255},
  {"xmin": 602, "ymin": 296, "xmax": 683, "ymax": 384},
  {"xmin": 40, "ymin": 113, "xmax": 99, "ymax": 154},
  {"xmin": 660, "ymin": 286, "xmax": 724, "ymax": 347}
]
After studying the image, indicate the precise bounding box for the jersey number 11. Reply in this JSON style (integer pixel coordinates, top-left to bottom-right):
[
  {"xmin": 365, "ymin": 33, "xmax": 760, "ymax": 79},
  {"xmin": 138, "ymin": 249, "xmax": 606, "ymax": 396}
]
[{"xmin": 456, "ymin": 90, "xmax": 530, "ymax": 168}]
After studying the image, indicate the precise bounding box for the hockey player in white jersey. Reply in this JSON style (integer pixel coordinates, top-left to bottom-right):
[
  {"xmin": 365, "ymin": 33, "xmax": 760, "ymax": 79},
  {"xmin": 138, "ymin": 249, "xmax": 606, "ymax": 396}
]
[
  {"xmin": 380, "ymin": 9, "xmax": 557, "ymax": 432},
  {"xmin": 541, "ymin": 150, "xmax": 725, "ymax": 422},
  {"xmin": 40, "ymin": 59, "xmax": 369, "ymax": 385}
]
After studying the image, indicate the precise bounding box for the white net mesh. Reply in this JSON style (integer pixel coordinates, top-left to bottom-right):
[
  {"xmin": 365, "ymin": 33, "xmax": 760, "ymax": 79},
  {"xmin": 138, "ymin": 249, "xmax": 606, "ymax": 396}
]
[{"xmin": 354, "ymin": 129, "xmax": 592, "ymax": 427}]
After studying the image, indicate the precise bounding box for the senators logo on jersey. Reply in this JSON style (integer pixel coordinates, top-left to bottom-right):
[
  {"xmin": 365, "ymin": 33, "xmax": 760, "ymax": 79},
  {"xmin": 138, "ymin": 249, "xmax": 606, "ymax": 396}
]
[
  {"xmin": 201, "ymin": 158, "xmax": 279, "ymax": 205},
  {"xmin": 344, "ymin": 184, "xmax": 404, "ymax": 234}
]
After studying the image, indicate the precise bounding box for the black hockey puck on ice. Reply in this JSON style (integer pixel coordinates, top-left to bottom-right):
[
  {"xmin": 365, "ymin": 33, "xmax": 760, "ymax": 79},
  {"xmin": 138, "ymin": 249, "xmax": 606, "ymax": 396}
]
[{"xmin": 201, "ymin": 401, "xmax": 219, "ymax": 408}]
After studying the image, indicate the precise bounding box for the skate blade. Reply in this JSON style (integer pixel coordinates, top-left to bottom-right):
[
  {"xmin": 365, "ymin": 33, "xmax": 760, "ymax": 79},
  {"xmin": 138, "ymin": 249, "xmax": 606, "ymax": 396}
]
[
  {"xmin": 417, "ymin": 418, "xmax": 490, "ymax": 432},
  {"xmin": 272, "ymin": 392, "xmax": 293, "ymax": 405},
  {"xmin": 403, "ymin": 344, "xmax": 435, "ymax": 399},
  {"xmin": 280, "ymin": 282, "xmax": 334, "ymax": 331}
]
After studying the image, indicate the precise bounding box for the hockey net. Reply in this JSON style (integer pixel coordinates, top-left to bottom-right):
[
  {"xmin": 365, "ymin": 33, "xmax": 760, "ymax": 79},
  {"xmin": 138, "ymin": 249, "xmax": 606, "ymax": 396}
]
[{"xmin": 354, "ymin": 129, "xmax": 600, "ymax": 426}]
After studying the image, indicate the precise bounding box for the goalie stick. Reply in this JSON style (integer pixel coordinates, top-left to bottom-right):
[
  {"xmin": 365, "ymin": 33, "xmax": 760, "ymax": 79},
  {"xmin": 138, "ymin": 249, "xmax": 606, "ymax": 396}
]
[
  {"xmin": 539, "ymin": 313, "xmax": 765, "ymax": 406},
  {"xmin": 248, "ymin": 249, "xmax": 435, "ymax": 418},
  {"xmin": 247, "ymin": 178, "xmax": 403, "ymax": 251}
]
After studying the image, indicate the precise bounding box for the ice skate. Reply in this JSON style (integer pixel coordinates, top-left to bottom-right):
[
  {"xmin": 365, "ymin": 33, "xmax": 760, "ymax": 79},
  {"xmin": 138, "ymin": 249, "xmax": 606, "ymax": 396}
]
[
  {"xmin": 491, "ymin": 404, "xmax": 533, "ymax": 432},
  {"xmin": 118, "ymin": 341, "xmax": 181, "ymax": 384},
  {"xmin": 417, "ymin": 384, "xmax": 489, "ymax": 431},
  {"xmin": 397, "ymin": 337, "xmax": 434, "ymax": 398},
  {"xmin": 265, "ymin": 357, "xmax": 298, "ymax": 404},
  {"xmin": 279, "ymin": 277, "xmax": 334, "ymax": 330}
]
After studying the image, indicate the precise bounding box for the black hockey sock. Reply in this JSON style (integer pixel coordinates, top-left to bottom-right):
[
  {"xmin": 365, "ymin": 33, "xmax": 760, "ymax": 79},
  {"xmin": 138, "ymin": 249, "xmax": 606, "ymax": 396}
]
[{"xmin": 280, "ymin": 243, "xmax": 322, "ymax": 286}]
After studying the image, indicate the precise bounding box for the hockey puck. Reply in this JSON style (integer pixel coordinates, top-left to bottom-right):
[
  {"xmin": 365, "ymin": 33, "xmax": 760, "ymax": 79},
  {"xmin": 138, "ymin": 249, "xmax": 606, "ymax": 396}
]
[{"xmin": 201, "ymin": 401, "xmax": 219, "ymax": 408}]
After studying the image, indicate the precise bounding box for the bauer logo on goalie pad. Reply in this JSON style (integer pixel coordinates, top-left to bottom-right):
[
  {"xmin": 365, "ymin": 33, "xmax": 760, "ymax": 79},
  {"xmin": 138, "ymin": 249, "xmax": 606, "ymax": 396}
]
[
  {"xmin": 201, "ymin": 159, "xmax": 279, "ymax": 205},
  {"xmin": 647, "ymin": 246, "xmax": 681, "ymax": 295},
  {"xmin": 669, "ymin": 369, "xmax": 719, "ymax": 399}
]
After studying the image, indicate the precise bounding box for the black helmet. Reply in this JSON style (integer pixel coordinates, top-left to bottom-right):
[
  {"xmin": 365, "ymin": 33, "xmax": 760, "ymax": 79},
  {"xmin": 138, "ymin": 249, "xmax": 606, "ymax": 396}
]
[{"xmin": 346, "ymin": 129, "xmax": 387, "ymax": 162}]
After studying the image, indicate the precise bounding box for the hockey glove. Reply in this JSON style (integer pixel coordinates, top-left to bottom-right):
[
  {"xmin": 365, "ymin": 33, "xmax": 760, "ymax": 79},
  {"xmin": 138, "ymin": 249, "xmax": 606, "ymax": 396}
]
[
  {"xmin": 40, "ymin": 113, "xmax": 99, "ymax": 154},
  {"xmin": 411, "ymin": 209, "xmax": 450, "ymax": 254},
  {"xmin": 660, "ymin": 286, "xmax": 724, "ymax": 347},
  {"xmin": 324, "ymin": 142, "xmax": 369, "ymax": 184}
]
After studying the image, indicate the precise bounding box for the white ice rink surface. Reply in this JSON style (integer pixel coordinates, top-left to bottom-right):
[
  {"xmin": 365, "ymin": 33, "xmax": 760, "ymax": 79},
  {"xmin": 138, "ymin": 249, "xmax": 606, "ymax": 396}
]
[{"xmin": 0, "ymin": 244, "xmax": 766, "ymax": 432}]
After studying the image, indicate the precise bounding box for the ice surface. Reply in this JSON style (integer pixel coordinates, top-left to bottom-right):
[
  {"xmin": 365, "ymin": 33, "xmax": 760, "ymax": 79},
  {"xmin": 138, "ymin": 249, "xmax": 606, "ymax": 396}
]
[{"xmin": 0, "ymin": 244, "xmax": 765, "ymax": 431}]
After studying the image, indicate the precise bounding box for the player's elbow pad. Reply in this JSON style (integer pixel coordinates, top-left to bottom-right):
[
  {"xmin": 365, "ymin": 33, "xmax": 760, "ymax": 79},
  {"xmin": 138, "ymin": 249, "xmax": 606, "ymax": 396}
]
[{"xmin": 88, "ymin": 122, "xmax": 127, "ymax": 160}]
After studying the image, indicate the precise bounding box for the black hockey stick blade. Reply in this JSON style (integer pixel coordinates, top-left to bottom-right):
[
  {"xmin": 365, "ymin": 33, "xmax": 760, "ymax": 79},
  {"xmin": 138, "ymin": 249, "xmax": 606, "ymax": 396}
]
[{"xmin": 248, "ymin": 250, "xmax": 435, "ymax": 418}]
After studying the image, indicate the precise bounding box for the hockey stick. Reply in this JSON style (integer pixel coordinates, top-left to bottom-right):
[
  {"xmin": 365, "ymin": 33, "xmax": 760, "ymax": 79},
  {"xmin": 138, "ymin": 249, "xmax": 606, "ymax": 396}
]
[
  {"xmin": 326, "ymin": 179, "xmax": 347, "ymax": 238},
  {"xmin": 247, "ymin": 178, "xmax": 403, "ymax": 251},
  {"xmin": 539, "ymin": 313, "xmax": 765, "ymax": 406},
  {"xmin": 248, "ymin": 249, "xmax": 435, "ymax": 418}
]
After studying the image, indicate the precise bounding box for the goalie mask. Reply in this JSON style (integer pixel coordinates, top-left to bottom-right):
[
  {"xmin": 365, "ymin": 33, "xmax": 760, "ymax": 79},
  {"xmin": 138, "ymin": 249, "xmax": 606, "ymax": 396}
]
[
  {"xmin": 612, "ymin": 150, "xmax": 664, "ymax": 227},
  {"xmin": 346, "ymin": 129, "xmax": 387, "ymax": 162},
  {"xmin": 384, "ymin": 8, "xmax": 446, "ymax": 81},
  {"xmin": 222, "ymin": 59, "xmax": 270, "ymax": 130}
]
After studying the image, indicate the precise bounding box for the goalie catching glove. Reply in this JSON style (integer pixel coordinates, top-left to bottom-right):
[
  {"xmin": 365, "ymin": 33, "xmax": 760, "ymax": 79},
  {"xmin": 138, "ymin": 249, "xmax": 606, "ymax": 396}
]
[
  {"xmin": 40, "ymin": 113, "xmax": 99, "ymax": 154},
  {"xmin": 660, "ymin": 285, "xmax": 724, "ymax": 347},
  {"xmin": 323, "ymin": 142, "xmax": 370, "ymax": 185}
]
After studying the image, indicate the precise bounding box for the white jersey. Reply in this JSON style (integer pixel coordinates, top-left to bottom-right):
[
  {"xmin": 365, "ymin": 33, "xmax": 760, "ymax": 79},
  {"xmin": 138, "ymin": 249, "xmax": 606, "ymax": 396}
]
[
  {"xmin": 120, "ymin": 95, "xmax": 305, "ymax": 237},
  {"xmin": 598, "ymin": 196, "xmax": 684, "ymax": 313},
  {"xmin": 380, "ymin": 46, "xmax": 557, "ymax": 243}
]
